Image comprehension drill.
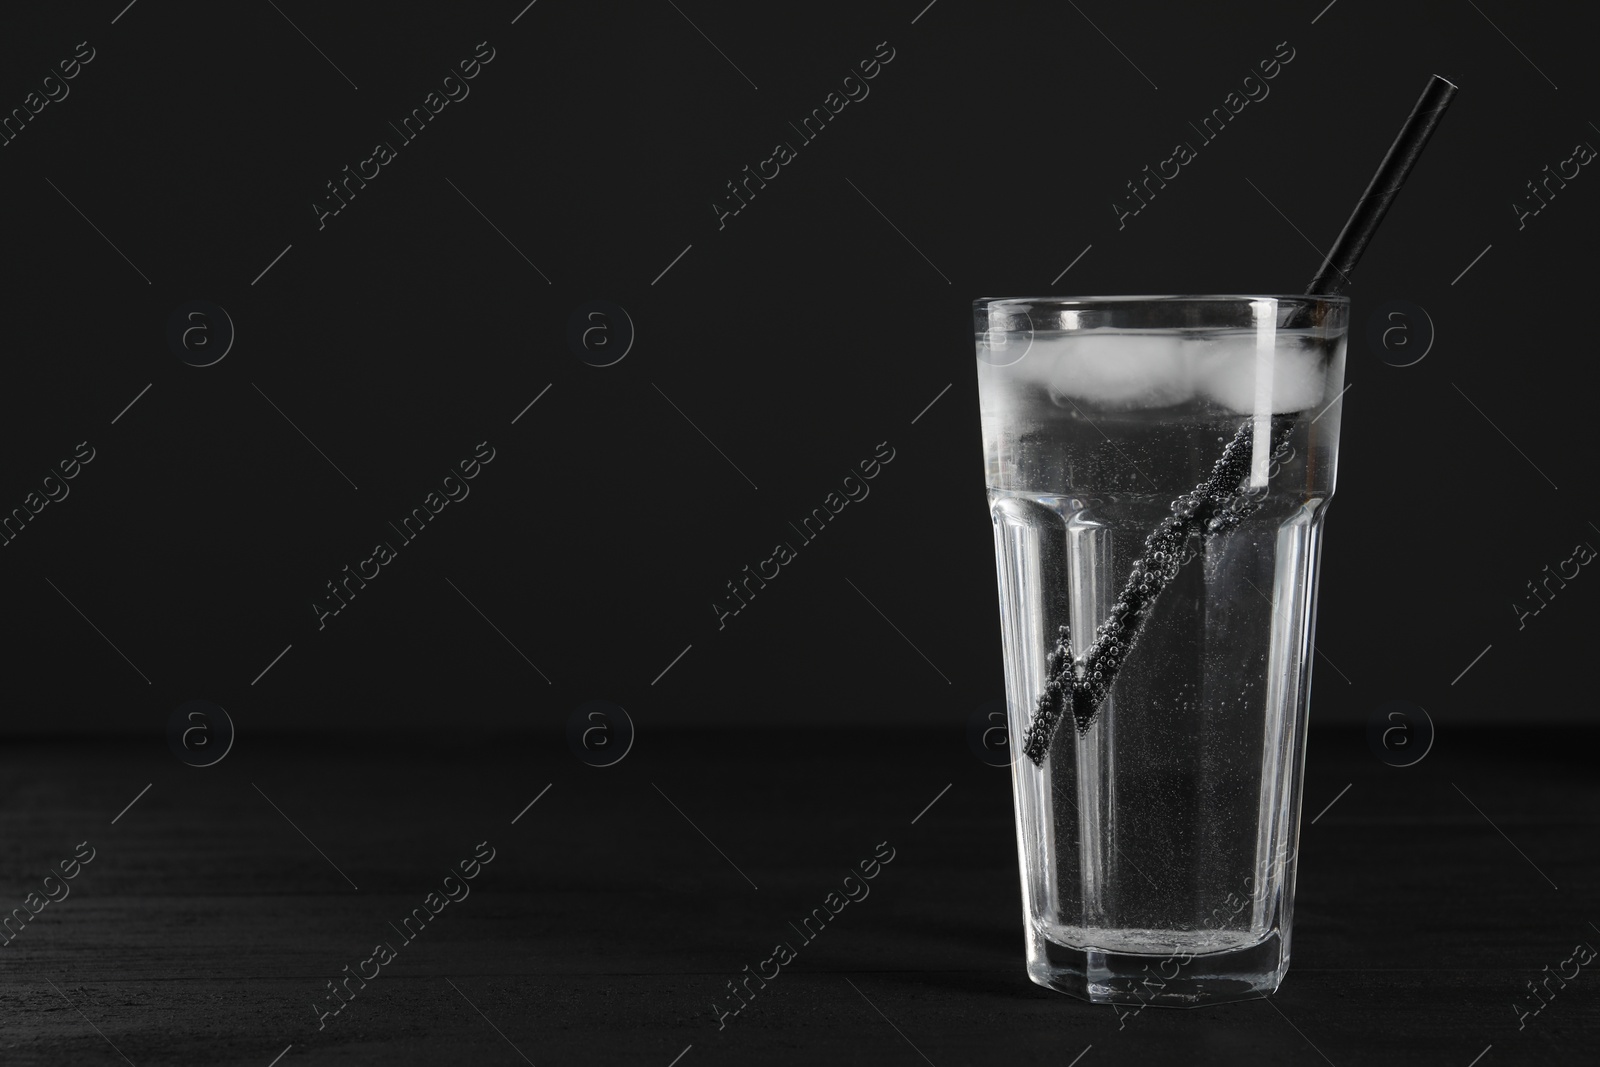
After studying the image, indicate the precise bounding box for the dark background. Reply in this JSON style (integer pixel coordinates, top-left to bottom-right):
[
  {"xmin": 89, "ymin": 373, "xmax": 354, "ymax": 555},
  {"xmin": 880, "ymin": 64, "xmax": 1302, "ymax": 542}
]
[
  {"xmin": 2, "ymin": 3, "xmax": 1597, "ymax": 1067},
  {"xmin": 0, "ymin": 0, "xmax": 1592, "ymax": 732}
]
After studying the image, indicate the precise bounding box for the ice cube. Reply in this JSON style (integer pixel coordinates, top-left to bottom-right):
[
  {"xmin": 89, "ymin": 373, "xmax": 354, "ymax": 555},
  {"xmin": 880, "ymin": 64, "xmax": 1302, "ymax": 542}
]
[
  {"xmin": 1195, "ymin": 336, "xmax": 1327, "ymax": 414},
  {"xmin": 1038, "ymin": 333, "xmax": 1196, "ymax": 410}
]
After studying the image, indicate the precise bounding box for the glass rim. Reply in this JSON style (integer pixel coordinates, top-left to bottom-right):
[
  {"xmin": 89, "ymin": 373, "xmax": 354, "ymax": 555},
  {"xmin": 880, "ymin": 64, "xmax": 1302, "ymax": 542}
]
[{"xmin": 975, "ymin": 294, "xmax": 1351, "ymax": 310}]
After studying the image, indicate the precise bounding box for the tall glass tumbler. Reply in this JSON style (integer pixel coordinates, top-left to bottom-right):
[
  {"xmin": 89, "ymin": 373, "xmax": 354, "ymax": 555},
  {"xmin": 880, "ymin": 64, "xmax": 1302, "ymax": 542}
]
[{"xmin": 974, "ymin": 295, "xmax": 1348, "ymax": 1006}]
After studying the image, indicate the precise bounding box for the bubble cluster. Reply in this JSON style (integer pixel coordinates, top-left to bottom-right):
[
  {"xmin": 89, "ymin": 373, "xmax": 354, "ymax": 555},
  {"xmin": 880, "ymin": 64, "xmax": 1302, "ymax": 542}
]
[{"xmin": 1021, "ymin": 418, "xmax": 1294, "ymax": 765}]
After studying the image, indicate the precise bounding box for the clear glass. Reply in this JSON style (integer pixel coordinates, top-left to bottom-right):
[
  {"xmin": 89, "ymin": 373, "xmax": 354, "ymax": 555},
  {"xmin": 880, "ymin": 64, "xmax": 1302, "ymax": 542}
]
[{"xmin": 974, "ymin": 295, "xmax": 1348, "ymax": 1008}]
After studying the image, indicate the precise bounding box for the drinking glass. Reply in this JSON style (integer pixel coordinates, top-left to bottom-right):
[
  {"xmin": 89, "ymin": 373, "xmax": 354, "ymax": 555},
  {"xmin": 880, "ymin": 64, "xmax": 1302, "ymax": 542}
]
[{"xmin": 974, "ymin": 294, "xmax": 1348, "ymax": 1005}]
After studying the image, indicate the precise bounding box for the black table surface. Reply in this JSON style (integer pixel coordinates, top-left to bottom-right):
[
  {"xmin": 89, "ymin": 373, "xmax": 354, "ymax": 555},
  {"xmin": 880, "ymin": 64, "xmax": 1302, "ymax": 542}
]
[{"xmin": 2, "ymin": 725, "xmax": 1595, "ymax": 1066}]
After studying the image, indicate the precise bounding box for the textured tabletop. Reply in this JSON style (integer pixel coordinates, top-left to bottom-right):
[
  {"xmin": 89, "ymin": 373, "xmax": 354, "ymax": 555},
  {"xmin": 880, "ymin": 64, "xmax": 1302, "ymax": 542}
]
[{"xmin": 2, "ymin": 726, "xmax": 1593, "ymax": 1066}]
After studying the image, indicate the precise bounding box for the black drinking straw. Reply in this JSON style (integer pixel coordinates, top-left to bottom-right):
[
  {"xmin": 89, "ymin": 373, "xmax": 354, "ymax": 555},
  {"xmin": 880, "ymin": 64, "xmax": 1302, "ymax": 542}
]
[
  {"xmin": 1021, "ymin": 74, "xmax": 1461, "ymax": 765},
  {"xmin": 1306, "ymin": 74, "xmax": 1458, "ymax": 296}
]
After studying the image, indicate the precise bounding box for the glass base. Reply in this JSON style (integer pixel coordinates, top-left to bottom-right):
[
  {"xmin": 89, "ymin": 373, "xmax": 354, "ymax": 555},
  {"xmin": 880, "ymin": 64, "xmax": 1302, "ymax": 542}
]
[{"xmin": 1026, "ymin": 928, "xmax": 1288, "ymax": 1006}]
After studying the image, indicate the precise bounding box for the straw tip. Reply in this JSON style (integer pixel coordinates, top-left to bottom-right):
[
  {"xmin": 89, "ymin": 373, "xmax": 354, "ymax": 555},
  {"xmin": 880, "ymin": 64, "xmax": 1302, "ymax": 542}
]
[{"xmin": 1430, "ymin": 73, "xmax": 1459, "ymax": 90}]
